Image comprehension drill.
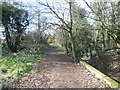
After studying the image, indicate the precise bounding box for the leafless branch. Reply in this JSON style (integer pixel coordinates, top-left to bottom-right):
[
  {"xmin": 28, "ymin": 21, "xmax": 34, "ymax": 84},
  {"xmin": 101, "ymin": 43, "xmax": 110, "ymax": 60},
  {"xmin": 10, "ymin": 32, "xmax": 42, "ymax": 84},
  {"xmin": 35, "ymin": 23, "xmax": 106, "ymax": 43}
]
[{"xmin": 36, "ymin": 0, "xmax": 70, "ymax": 30}]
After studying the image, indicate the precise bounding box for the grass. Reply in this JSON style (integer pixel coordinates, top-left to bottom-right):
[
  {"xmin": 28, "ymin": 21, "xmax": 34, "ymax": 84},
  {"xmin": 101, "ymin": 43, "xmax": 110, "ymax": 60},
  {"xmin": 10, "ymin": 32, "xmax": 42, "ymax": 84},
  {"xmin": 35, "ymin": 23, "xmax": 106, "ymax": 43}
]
[
  {"xmin": 0, "ymin": 57, "xmax": 32, "ymax": 78},
  {"xmin": 0, "ymin": 49, "xmax": 46, "ymax": 78},
  {"xmin": 0, "ymin": 48, "xmax": 46, "ymax": 89}
]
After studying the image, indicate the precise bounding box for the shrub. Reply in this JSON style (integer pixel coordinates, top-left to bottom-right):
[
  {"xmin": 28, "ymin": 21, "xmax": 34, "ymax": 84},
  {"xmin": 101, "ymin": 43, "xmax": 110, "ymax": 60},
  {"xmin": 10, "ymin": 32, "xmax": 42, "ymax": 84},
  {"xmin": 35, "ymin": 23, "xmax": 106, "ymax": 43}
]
[
  {"xmin": 114, "ymin": 50, "xmax": 120, "ymax": 54},
  {"xmin": 0, "ymin": 57, "xmax": 35, "ymax": 79},
  {"xmin": 0, "ymin": 65, "xmax": 7, "ymax": 73},
  {"xmin": 1, "ymin": 81, "xmax": 12, "ymax": 89}
]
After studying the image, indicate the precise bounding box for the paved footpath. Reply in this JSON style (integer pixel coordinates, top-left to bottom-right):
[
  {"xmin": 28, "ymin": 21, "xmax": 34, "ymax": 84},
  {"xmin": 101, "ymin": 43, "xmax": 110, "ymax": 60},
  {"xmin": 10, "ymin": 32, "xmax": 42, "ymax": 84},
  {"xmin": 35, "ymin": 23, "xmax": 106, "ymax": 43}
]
[{"xmin": 14, "ymin": 47, "xmax": 107, "ymax": 88}]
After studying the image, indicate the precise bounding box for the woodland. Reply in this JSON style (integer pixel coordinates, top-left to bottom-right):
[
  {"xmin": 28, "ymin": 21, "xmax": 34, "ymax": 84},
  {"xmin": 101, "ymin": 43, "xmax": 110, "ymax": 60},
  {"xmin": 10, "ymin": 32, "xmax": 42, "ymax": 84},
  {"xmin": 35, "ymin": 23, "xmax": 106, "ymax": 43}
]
[{"xmin": 0, "ymin": 0, "xmax": 120, "ymax": 88}]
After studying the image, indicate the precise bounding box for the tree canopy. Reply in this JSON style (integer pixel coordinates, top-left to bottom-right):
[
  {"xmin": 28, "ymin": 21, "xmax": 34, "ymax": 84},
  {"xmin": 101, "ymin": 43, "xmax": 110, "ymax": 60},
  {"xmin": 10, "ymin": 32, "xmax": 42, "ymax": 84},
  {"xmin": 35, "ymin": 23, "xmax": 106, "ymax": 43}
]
[{"xmin": 1, "ymin": 2, "xmax": 29, "ymax": 52}]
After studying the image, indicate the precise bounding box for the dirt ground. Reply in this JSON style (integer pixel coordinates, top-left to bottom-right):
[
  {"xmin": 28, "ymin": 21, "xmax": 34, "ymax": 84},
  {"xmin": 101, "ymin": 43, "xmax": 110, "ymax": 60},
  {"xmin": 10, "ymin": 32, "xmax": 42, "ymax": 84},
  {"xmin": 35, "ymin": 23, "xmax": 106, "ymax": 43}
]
[
  {"xmin": 89, "ymin": 49, "xmax": 120, "ymax": 83},
  {"xmin": 13, "ymin": 47, "xmax": 107, "ymax": 88}
]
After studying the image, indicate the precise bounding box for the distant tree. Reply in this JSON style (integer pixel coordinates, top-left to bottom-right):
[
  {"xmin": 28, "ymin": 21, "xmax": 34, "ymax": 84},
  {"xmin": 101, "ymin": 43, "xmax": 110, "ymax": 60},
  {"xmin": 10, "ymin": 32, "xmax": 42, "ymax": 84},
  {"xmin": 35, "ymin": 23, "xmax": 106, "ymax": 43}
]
[
  {"xmin": 37, "ymin": 0, "xmax": 80, "ymax": 62},
  {"xmin": 1, "ymin": 2, "xmax": 29, "ymax": 53},
  {"xmin": 83, "ymin": 0, "xmax": 120, "ymax": 46}
]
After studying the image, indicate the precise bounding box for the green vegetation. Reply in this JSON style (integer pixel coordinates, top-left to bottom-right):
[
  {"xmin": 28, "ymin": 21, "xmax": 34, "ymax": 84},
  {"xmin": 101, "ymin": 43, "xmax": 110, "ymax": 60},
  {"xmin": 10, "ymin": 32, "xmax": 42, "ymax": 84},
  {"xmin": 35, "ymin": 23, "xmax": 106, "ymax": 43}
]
[
  {"xmin": 42, "ymin": 0, "xmax": 120, "ymax": 83},
  {"xmin": 0, "ymin": 56, "xmax": 45, "ymax": 79},
  {"xmin": 0, "ymin": 2, "xmax": 29, "ymax": 53},
  {"xmin": 114, "ymin": 50, "xmax": 120, "ymax": 55},
  {"xmin": 0, "ymin": 47, "xmax": 46, "ymax": 89},
  {"xmin": 0, "ymin": 0, "xmax": 120, "ymax": 88},
  {"xmin": 1, "ymin": 81, "xmax": 12, "ymax": 89},
  {"xmin": 0, "ymin": 2, "xmax": 49, "ymax": 89}
]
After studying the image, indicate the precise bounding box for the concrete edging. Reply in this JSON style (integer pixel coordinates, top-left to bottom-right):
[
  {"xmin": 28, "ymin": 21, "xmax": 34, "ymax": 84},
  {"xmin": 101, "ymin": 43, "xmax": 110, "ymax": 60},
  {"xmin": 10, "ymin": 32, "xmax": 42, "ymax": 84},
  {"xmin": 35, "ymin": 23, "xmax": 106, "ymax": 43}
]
[{"xmin": 80, "ymin": 60, "xmax": 120, "ymax": 88}]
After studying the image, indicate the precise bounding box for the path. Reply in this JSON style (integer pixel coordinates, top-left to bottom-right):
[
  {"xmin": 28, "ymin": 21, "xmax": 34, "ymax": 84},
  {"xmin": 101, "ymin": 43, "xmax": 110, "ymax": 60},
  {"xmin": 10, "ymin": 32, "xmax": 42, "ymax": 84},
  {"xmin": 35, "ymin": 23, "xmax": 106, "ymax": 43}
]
[{"xmin": 14, "ymin": 47, "xmax": 107, "ymax": 88}]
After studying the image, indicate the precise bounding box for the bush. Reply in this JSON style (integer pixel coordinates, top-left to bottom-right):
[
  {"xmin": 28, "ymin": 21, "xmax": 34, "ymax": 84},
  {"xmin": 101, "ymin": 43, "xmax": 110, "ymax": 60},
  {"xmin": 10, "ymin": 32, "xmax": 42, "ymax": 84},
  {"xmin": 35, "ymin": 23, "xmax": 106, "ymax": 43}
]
[
  {"xmin": 0, "ymin": 55, "xmax": 45, "ymax": 79},
  {"xmin": 114, "ymin": 50, "xmax": 120, "ymax": 54},
  {"xmin": 1, "ymin": 81, "xmax": 12, "ymax": 89},
  {"xmin": 0, "ymin": 57, "xmax": 32, "ymax": 78},
  {"xmin": 0, "ymin": 42, "xmax": 47, "ymax": 89},
  {"xmin": 0, "ymin": 65, "xmax": 7, "ymax": 73}
]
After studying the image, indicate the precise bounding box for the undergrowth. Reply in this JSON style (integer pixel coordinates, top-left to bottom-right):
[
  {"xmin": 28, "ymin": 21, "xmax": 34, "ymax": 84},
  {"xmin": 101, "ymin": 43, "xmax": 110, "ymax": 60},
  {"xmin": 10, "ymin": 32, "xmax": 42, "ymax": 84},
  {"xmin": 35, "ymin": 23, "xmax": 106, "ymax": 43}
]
[{"xmin": 0, "ymin": 48, "xmax": 46, "ymax": 89}]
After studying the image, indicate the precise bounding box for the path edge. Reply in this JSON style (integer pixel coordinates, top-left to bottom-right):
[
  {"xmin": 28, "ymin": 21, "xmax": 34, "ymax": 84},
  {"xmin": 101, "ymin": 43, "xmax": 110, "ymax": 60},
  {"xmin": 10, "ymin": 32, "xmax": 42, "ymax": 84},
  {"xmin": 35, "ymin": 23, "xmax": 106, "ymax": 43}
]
[{"xmin": 79, "ymin": 60, "xmax": 120, "ymax": 88}]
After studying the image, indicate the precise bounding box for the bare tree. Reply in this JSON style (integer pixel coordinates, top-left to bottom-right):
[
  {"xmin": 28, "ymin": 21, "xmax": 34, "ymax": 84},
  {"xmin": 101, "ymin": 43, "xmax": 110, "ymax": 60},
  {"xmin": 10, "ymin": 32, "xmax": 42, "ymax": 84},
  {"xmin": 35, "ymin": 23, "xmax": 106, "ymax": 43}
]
[
  {"xmin": 83, "ymin": 0, "xmax": 120, "ymax": 46},
  {"xmin": 37, "ymin": 0, "xmax": 79, "ymax": 62}
]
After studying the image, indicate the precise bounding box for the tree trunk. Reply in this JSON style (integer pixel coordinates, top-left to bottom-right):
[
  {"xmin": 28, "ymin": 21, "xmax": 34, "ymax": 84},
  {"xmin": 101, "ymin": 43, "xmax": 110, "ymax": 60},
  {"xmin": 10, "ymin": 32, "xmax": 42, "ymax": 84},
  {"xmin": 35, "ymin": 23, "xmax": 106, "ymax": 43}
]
[
  {"xmin": 63, "ymin": 32, "xmax": 69, "ymax": 54},
  {"xmin": 0, "ymin": 40, "xmax": 2, "ymax": 59},
  {"xmin": 64, "ymin": 41, "xmax": 69, "ymax": 54},
  {"xmin": 5, "ymin": 27, "xmax": 12, "ymax": 51},
  {"xmin": 5, "ymin": 27, "xmax": 21, "ymax": 53},
  {"xmin": 88, "ymin": 44, "xmax": 92, "ymax": 57},
  {"xmin": 101, "ymin": 32, "xmax": 106, "ymax": 50},
  {"xmin": 69, "ymin": 32, "xmax": 78, "ymax": 63},
  {"xmin": 107, "ymin": 32, "xmax": 112, "ymax": 49},
  {"xmin": 14, "ymin": 34, "xmax": 21, "ymax": 52},
  {"xmin": 94, "ymin": 40, "xmax": 107, "ymax": 70}
]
